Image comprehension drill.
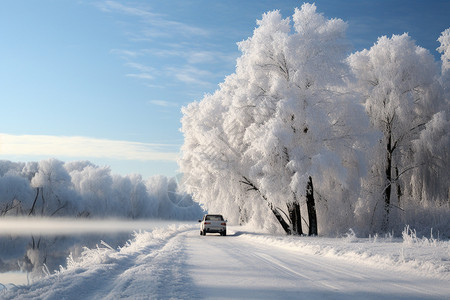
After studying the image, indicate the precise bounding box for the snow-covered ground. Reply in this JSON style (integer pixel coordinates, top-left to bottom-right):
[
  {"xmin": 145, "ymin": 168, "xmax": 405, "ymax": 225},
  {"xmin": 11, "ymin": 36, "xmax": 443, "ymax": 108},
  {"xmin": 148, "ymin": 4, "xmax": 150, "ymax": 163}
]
[{"xmin": 1, "ymin": 224, "xmax": 449, "ymax": 299}]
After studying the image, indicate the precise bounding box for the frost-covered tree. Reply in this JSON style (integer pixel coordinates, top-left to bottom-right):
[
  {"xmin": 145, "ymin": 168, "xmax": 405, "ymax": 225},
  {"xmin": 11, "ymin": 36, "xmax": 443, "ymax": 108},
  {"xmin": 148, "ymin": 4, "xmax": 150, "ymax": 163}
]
[
  {"xmin": 30, "ymin": 159, "xmax": 77, "ymax": 216},
  {"xmin": 348, "ymin": 33, "xmax": 443, "ymax": 231},
  {"xmin": 438, "ymin": 28, "xmax": 450, "ymax": 73},
  {"xmin": 410, "ymin": 111, "xmax": 449, "ymax": 205},
  {"xmin": 437, "ymin": 28, "xmax": 450, "ymax": 107},
  {"xmin": 112, "ymin": 174, "xmax": 152, "ymax": 218},
  {"xmin": 70, "ymin": 165, "xmax": 115, "ymax": 216},
  {"xmin": 146, "ymin": 175, "xmax": 202, "ymax": 220},
  {"xmin": 0, "ymin": 174, "xmax": 34, "ymax": 216},
  {"xmin": 180, "ymin": 4, "xmax": 369, "ymax": 235}
]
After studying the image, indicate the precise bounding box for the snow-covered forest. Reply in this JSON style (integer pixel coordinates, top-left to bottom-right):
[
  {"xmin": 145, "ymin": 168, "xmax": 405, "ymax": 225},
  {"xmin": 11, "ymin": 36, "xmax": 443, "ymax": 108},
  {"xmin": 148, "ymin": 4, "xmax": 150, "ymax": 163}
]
[
  {"xmin": 180, "ymin": 3, "xmax": 450, "ymax": 237},
  {"xmin": 0, "ymin": 159, "xmax": 202, "ymax": 219}
]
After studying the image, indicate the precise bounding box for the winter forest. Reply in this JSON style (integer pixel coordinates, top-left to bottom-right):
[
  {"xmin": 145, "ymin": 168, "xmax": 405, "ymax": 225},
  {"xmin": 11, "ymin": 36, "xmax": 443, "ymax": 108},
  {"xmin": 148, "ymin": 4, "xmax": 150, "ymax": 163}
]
[
  {"xmin": 179, "ymin": 4, "xmax": 450, "ymax": 237},
  {"xmin": 0, "ymin": 159, "xmax": 201, "ymax": 220}
]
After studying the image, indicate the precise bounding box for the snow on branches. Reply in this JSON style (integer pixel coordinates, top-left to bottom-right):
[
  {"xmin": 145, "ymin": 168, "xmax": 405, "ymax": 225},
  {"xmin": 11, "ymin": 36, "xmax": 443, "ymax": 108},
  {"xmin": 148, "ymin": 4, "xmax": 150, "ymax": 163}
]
[{"xmin": 180, "ymin": 3, "xmax": 369, "ymax": 235}]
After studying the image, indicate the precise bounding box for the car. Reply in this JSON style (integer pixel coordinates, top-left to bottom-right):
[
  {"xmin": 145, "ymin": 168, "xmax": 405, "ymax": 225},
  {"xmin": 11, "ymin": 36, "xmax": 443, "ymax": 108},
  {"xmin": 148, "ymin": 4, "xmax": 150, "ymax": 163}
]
[{"xmin": 199, "ymin": 214, "xmax": 227, "ymax": 236}]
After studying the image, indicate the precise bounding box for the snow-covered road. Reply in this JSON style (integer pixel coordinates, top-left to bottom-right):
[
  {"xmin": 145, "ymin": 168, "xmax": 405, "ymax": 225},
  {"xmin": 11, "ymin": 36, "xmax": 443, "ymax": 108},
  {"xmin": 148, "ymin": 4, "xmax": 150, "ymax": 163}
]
[
  {"xmin": 187, "ymin": 230, "xmax": 448, "ymax": 299},
  {"xmin": 2, "ymin": 225, "xmax": 449, "ymax": 299}
]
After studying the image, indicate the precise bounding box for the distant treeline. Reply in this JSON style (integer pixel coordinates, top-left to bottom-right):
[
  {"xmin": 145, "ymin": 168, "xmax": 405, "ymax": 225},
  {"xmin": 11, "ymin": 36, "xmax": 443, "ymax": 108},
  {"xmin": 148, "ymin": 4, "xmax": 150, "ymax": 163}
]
[{"xmin": 0, "ymin": 159, "xmax": 203, "ymax": 220}]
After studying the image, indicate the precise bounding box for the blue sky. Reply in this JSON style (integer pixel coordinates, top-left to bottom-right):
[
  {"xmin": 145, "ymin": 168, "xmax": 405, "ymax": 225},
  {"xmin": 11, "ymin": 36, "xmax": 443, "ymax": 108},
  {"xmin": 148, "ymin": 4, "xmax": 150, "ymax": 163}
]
[{"xmin": 1, "ymin": 0, "xmax": 449, "ymax": 178}]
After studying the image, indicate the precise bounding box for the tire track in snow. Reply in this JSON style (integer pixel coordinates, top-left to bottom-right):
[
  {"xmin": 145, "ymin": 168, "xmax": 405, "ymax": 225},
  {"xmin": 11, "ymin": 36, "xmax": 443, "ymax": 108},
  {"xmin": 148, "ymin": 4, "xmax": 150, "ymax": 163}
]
[
  {"xmin": 230, "ymin": 240, "xmax": 344, "ymax": 292},
  {"xmin": 252, "ymin": 252, "xmax": 341, "ymax": 291},
  {"xmin": 104, "ymin": 229, "xmax": 199, "ymax": 299}
]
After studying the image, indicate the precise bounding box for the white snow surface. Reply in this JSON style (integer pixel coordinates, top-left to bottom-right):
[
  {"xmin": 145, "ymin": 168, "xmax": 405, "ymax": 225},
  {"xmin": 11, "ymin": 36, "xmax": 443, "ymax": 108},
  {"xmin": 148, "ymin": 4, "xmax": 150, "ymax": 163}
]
[{"xmin": 1, "ymin": 224, "xmax": 449, "ymax": 299}]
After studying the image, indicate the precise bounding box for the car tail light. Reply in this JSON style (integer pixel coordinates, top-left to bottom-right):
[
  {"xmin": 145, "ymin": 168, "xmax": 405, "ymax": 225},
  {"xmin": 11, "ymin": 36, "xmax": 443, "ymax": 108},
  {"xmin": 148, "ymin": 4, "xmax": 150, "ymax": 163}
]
[
  {"xmin": 204, "ymin": 222, "xmax": 211, "ymax": 225},
  {"xmin": 221, "ymin": 223, "xmax": 226, "ymax": 226}
]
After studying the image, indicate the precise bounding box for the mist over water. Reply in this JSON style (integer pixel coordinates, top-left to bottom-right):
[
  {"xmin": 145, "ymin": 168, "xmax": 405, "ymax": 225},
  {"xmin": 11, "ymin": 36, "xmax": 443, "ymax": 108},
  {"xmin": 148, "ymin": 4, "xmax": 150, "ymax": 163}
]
[{"xmin": 0, "ymin": 217, "xmax": 191, "ymax": 236}]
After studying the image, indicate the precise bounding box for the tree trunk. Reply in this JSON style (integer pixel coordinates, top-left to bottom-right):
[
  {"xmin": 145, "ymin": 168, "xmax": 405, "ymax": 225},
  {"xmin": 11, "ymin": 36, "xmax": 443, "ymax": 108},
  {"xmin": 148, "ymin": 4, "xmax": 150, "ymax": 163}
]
[
  {"xmin": 240, "ymin": 176, "xmax": 291, "ymax": 235},
  {"xmin": 395, "ymin": 166, "xmax": 402, "ymax": 206},
  {"xmin": 382, "ymin": 132, "xmax": 393, "ymax": 232},
  {"xmin": 287, "ymin": 195, "xmax": 303, "ymax": 235},
  {"xmin": 306, "ymin": 176, "xmax": 318, "ymax": 236},
  {"xmin": 29, "ymin": 188, "xmax": 40, "ymax": 216},
  {"xmin": 40, "ymin": 188, "xmax": 45, "ymax": 216},
  {"xmin": 269, "ymin": 203, "xmax": 292, "ymax": 235}
]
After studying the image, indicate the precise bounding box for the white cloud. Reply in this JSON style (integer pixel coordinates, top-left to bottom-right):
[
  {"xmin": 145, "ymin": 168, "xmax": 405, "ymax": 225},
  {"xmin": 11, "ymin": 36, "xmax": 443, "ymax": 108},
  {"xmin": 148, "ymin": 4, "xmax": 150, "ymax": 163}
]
[
  {"xmin": 142, "ymin": 48, "xmax": 238, "ymax": 65},
  {"xmin": 0, "ymin": 134, "xmax": 179, "ymax": 161},
  {"xmin": 99, "ymin": 0, "xmax": 209, "ymax": 38},
  {"xmin": 98, "ymin": 0, "xmax": 157, "ymax": 18},
  {"xmin": 110, "ymin": 49, "xmax": 141, "ymax": 58},
  {"xmin": 99, "ymin": 1, "xmax": 227, "ymax": 89},
  {"xmin": 148, "ymin": 100, "xmax": 178, "ymax": 107},
  {"xmin": 125, "ymin": 62, "xmax": 154, "ymax": 72},
  {"xmin": 126, "ymin": 73, "xmax": 154, "ymax": 80},
  {"xmin": 167, "ymin": 65, "xmax": 215, "ymax": 86},
  {"xmin": 123, "ymin": 62, "xmax": 157, "ymax": 81}
]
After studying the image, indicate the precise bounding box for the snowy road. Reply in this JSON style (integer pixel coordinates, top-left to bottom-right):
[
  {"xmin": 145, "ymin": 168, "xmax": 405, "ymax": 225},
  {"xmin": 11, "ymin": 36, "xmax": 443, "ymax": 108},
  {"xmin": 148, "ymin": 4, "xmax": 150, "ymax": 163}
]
[
  {"xmin": 2, "ymin": 225, "xmax": 449, "ymax": 299},
  {"xmin": 186, "ymin": 230, "xmax": 448, "ymax": 299}
]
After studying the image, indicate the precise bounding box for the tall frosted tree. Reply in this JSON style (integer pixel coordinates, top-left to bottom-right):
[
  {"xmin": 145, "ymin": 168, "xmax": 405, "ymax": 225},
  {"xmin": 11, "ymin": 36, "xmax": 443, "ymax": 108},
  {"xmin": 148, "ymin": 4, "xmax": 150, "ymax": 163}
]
[
  {"xmin": 180, "ymin": 4, "xmax": 369, "ymax": 235},
  {"xmin": 411, "ymin": 112, "xmax": 449, "ymax": 206},
  {"xmin": 403, "ymin": 28, "xmax": 450, "ymax": 219},
  {"xmin": 30, "ymin": 159, "xmax": 77, "ymax": 216},
  {"xmin": 438, "ymin": 28, "xmax": 450, "ymax": 105},
  {"xmin": 348, "ymin": 34, "xmax": 443, "ymax": 231},
  {"xmin": 438, "ymin": 28, "xmax": 450, "ymax": 74}
]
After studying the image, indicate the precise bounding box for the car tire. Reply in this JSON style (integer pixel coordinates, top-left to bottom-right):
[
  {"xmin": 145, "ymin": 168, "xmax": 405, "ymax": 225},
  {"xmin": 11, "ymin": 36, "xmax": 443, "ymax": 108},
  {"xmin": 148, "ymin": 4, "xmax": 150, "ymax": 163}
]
[{"xmin": 222, "ymin": 231, "xmax": 226, "ymax": 236}]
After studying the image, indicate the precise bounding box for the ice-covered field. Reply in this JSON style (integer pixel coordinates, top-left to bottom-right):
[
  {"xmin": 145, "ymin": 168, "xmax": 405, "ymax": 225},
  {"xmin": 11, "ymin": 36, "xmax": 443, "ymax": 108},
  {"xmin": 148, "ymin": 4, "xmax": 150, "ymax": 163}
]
[{"xmin": 1, "ymin": 224, "xmax": 449, "ymax": 299}]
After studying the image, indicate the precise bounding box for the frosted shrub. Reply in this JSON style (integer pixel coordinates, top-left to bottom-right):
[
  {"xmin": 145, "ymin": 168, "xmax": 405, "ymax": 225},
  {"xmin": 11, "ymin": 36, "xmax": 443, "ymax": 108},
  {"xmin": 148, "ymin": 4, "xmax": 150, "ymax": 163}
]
[
  {"xmin": 402, "ymin": 225, "xmax": 418, "ymax": 245},
  {"xmin": 402, "ymin": 225, "xmax": 439, "ymax": 246},
  {"xmin": 65, "ymin": 253, "xmax": 76, "ymax": 269},
  {"xmin": 344, "ymin": 228, "xmax": 358, "ymax": 243},
  {"xmin": 369, "ymin": 233, "xmax": 379, "ymax": 243},
  {"xmin": 384, "ymin": 231, "xmax": 394, "ymax": 243},
  {"xmin": 63, "ymin": 242, "xmax": 117, "ymax": 272}
]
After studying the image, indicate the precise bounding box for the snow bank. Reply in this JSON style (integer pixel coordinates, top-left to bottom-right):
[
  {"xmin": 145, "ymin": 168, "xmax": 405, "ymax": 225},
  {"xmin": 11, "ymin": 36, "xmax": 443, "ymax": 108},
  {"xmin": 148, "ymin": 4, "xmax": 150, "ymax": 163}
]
[{"xmin": 233, "ymin": 225, "xmax": 450, "ymax": 280}]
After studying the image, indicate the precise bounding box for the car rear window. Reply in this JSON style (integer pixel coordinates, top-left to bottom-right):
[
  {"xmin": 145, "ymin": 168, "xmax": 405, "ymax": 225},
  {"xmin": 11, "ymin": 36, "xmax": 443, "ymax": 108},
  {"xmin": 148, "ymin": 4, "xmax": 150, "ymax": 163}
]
[{"xmin": 205, "ymin": 215, "xmax": 224, "ymax": 221}]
